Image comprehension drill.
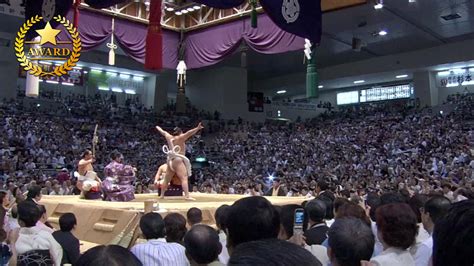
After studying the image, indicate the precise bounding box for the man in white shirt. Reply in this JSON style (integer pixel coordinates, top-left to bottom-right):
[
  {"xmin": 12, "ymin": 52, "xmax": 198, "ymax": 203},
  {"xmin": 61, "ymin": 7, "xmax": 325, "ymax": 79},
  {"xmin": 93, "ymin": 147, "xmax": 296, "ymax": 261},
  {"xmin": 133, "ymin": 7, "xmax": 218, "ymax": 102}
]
[
  {"xmin": 415, "ymin": 196, "xmax": 451, "ymax": 266},
  {"xmin": 131, "ymin": 213, "xmax": 189, "ymax": 266}
]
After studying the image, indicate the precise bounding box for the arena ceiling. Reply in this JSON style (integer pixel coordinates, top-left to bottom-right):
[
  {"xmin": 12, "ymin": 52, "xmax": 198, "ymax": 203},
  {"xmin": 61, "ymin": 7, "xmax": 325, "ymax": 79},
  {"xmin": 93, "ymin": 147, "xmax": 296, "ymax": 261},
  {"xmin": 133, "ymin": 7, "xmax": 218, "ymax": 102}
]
[
  {"xmin": 1, "ymin": 0, "xmax": 473, "ymax": 86},
  {"xmin": 223, "ymin": 0, "xmax": 474, "ymax": 80}
]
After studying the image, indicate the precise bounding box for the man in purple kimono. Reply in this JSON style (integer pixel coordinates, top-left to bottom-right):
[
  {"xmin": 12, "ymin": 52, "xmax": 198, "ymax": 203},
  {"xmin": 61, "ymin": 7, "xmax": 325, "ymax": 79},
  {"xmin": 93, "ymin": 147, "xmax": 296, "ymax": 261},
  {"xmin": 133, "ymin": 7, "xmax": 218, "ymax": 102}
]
[{"xmin": 102, "ymin": 151, "xmax": 136, "ymax": 202}]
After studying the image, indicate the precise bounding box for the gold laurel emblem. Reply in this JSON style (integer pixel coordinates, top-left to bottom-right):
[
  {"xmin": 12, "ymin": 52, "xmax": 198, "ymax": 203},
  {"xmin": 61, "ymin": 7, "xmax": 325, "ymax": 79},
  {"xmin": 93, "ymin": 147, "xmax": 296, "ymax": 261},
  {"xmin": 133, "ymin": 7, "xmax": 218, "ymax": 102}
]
[{"xmin": 15, "ymin": 15, "xmax": 82, "ymax": 77}]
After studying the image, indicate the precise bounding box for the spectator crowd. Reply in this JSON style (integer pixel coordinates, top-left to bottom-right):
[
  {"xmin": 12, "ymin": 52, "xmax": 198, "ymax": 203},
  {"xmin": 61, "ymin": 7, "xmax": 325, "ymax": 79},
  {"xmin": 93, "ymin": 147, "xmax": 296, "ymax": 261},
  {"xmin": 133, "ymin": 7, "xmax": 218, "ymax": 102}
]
[{"xmin": 0, "ymin": 90, "xmax": 472, "ymax": 265}]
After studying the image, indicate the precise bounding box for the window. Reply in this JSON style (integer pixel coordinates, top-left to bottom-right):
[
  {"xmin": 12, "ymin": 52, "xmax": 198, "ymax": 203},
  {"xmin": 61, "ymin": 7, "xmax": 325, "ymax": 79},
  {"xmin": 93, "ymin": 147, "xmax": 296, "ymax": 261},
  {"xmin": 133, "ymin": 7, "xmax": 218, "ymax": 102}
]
[
  {"xmin": 360, "ymin": 84, "xmax": 412, "ymax": 103},
  {"xmin": 337, "ymin": 91, "xmax": 359, "ymax": 105}
]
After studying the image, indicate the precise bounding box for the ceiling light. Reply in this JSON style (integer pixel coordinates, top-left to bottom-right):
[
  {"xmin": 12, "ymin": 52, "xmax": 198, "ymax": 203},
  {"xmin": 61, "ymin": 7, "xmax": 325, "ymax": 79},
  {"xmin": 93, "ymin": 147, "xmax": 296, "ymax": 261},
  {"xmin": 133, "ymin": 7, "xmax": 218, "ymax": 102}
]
[
  {"xmin": 175, "ymin": 11, "xmax": 182, "ymax": 15},
  {"xmin": 98, "ymin": 86, "xmax": 110, "ymax": 91},
  {"xmin": 452, "ymin": 68, "xmax": 466, "ymax": 74},
  {"xmin": 374, "ymin": 4, "xmax": 383, "ymax": 9},
  {"xmin": 91, "ymin": 68, "xmax": 103, "ymax": 73},
  {"xmin": 446, "ymin": 83, "xmax": 458, "ymax": 88},
  {"xmin": 166, "ymin": 7, "xmax": 174, "ymax": 12},
  {"xmin": 408, "ymin": 0, "xmax": 416, "ymax": 3},
  {"xmin": 181, "ymin": 9, "xmax": 188, "ymax": 14},
  {"xmin": 46, "ymin": 80, "xmax": 59, "ymax": 84},
  {"xmin": 378, "ymin": 30, "xmax": 388, "ymax": 36},
  {"xmin": 120, "ymin": 73, "xmax": 131, "ymax": 79},
  {"xmin": 277, "ymin": 90, "xmax": 287, "ymax": 94},
  {"xmin": 354, "ymin": 80, "xmax": 365, "ymax": 84},
  {"xmin": 396, "ymin": 74, "xmax": 408, "ymax": 79},
  {"xmin": 111, "ymin": 87, "xmax": 123, "ymax": 93},
  {"xmin": 193, "ymin": 5, "xmax": 201, "ymax": 10},
  {"xmin": 187, "ymin": 7, "xmax": 194, "ymax": 12},
  {"xmin": 62, "ymin": 82, "xmax": 74, "ymax": 86},
  {"xmin": 106, "ymin": 71, "xmax": 117, "ymax": 76},
  {"xmin": 318, "ymin": 85, "xmax": 324, "ymax": 89},
  {"xmin": 437, "ymin": 71, "xmax": 451, "ymax": 76},
  {"xmin": 133, "ymin": 76, "xmax": 144, "ymax": 81},
  {"xmin": 124, "ymin": 89, "xmax": 136, "ymax": 95}
]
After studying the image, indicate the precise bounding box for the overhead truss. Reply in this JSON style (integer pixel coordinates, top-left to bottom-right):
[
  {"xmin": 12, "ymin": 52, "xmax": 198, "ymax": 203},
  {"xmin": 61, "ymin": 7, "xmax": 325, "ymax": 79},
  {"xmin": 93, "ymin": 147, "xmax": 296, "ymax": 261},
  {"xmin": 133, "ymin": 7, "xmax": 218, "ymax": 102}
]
[{"xmin": 79, "ymin": 0, "xmax": 366, "ymax": 32}]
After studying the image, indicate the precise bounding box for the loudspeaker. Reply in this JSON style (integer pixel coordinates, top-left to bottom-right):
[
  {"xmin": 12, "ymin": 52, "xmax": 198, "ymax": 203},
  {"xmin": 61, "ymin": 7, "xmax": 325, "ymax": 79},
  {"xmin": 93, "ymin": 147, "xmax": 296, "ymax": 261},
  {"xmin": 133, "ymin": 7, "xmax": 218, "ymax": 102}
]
[{"xmin": 352, "ymin": 37, "xmax": 362, "ymax": 52}]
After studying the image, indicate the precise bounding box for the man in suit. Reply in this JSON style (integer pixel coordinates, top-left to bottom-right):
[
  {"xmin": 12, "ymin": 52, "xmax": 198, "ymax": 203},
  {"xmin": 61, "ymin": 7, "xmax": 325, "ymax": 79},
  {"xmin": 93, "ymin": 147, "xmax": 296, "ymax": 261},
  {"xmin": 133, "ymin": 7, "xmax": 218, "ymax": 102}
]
[
  {"xmin": 316, "ymin": 180, "xmax": 335, "ymax": 201},
  {"xmin": 52, "ymin": 213, "xmax": 80, "ymax": 265},
  {"xmin": 304, "ymin": 199, "xmax": 328, "ymax": 245},
  {"xmin": 265, "ymin": 178, "xmax": 286, "ymax": 196}
]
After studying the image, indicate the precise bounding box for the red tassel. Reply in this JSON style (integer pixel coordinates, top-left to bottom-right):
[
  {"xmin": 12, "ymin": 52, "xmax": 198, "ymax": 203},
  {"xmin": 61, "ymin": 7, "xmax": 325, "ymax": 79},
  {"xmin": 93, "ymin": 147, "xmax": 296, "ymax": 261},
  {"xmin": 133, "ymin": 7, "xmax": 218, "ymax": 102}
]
[
  {"xmin": 145, "ymin": 0, "xmax": 163, "ymax": 70},
  {"xmin": 73, "ymin": 0, "xmax": 82, "ymax": 28}
]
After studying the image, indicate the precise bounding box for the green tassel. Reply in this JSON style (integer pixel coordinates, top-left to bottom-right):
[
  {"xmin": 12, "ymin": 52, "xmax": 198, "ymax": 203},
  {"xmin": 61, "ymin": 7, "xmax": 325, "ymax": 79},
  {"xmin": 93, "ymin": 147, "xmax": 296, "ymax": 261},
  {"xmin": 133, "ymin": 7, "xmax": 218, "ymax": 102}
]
[
  {"xmin": 251, "ymin": 1, "xmax": 257, "ymax": 28},
  {"xmin": 306, "ymin": 48, "xmax": 318, "ymax": 98}
]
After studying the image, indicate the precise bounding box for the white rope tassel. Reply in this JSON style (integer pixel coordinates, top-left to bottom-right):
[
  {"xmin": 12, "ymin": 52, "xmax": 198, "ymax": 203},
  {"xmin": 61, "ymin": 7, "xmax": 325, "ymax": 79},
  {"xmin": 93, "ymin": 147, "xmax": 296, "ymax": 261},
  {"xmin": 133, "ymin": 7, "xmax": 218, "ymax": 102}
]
[
  {"xmin": 107, "ymin": 18, "xmax": 117, "ymax": 66},
  {"xmin": 26, "ymin": 36, "xmax": 40, "ymax": 98},
  {"xmin": 177, "ymin": 60, "xmax": 187, "ymax": 87}
]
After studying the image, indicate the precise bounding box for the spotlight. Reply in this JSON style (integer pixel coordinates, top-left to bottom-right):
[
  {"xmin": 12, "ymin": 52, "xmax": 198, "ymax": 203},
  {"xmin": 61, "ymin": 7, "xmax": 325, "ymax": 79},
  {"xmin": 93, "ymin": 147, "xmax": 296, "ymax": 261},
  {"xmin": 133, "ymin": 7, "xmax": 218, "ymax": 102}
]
[
  {"xmin": 193, "ymin": 5, "xmax": 201, "ymax": 10},
  {"xmin": 166, "ymin": 7, "xmax": 174, "ymax": 11},
  {"xmin": 187, "ymin": 7, "xmax": 194, "ymax": 12},
  {"xmin": 378, "ymin": 30, "xmax": 388, "ymax": 36},
  {"xmin": 175, "ymin": 11, "xmax": 182, "ymax": 15},
  {"xmin": 181, "ymin": 9, "xmax": 188, "ymax": 14}
]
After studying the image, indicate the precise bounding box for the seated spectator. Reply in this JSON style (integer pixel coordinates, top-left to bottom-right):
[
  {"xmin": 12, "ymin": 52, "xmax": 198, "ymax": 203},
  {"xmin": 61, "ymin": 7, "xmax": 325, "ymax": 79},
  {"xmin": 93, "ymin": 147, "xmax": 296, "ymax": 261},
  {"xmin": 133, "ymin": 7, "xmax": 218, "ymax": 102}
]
[
  {"xmin": 187, "ymin": 208, "xmax": 203, "ymax": 227},
  {"xmin": 278, "ymin": 204, "xmax": 329, "ymax": 265},
  {"xmin": 335, "ymin": 202, "xmax": 371, "ymax": 226},
  {"xmin": 415, "ymin": 196, "xmax": 450, "ymax": 266},
  {"xmin": 13, "ymin": 201, "xmax": 62, "ymax": 266},
  {"xmin": 277, "ymin": 204, "xmax": 301, "ymax": 240},
  {"xmin": 164, "ymin": 213, "xmax": 187, "ymax": 245},
  {"xmin": 371, "ymin": 203, "xmax": 418, "ymax": 266},
  {"xmin": 304, "ymin": 199, "xmax": 328, "ymax": 245},
  {"xmin": 0, "ymin": 191, "xmax": 9, "ymax": 242},
  {"xmin": 184, "ymin": 225, "xmax": 222, "ymax": 266},
  {"xmin": 317, "ymin": 195, "xmax": 335, "ymax": 227},
  {"xmin": 35, "ymin": 205, "xmax": 54, "ymax": 233},
  {"xmin": 214, "ymin": 205, "xmax": 230, "ymax": 264},
  {"xmin": 265, "ymin": 178, "xmax": 286, "ymax": 196},
  {"xmin": 52, "ymin": 213, "xmax": 80, "ymax": 265},
  {"xmin": 328, "ymin": 217, "xmax": 374, "ymax": 266},
  {"xmin": 432, "ymin": 200, "xmax": 474, "ymax": 266},
  {"xmin": 76, "ymin": 245, "xmax": 142, "ymax": 266},
  {"xmin": 226, "ymin": 197, "xmax": 279, "ymax": 254},
  {"xmin": 131, "ymin": 213, "xmax": 189, "ymax": 266},
  {"xmin": 228, "ymin": 239, "xmax": 321, "ymax": 266},
  {"xmin": 26, "ymin": 185, "xmax": 42, "ymax": 204}
]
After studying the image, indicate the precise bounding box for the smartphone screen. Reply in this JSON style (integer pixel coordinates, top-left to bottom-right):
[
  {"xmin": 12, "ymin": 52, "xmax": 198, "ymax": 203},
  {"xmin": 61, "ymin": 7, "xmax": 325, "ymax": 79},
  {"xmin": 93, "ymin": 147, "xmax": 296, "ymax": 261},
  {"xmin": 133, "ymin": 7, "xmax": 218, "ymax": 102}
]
[{"xmin": 293, "ymin": 208, "xmax": 304, "ymax": 233}]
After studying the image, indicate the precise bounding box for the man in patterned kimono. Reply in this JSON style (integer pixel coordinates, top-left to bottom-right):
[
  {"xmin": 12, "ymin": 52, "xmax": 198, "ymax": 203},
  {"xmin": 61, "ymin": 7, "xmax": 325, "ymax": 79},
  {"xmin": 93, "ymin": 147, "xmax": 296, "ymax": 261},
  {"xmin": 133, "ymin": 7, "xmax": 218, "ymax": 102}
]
[{"xmin": 102, "ymin": 151, "xmax": 136, "ymax": 202}]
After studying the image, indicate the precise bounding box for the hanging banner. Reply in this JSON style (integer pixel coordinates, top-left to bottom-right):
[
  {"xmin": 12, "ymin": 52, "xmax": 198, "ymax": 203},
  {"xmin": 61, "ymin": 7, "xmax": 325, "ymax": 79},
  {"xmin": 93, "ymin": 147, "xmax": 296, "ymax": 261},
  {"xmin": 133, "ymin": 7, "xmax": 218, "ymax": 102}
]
[{"xmin": 259, "ymin": 0, "xmax": 322, "ymax": 44}]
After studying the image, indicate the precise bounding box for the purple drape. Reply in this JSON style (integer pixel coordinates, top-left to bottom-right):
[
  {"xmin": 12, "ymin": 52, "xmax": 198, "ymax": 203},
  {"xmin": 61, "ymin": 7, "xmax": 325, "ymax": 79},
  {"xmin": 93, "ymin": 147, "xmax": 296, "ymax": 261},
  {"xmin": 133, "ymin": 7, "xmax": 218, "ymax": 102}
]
[
  {"xmin": 63, "ymin": 10, "xmax": 178, "ymax": 69},
  {"xmin": 192, "ymin": 0, "xmax": 245, "ymax": 9},
  {"xmin": 185, "ymin": 14, "xmax": 304, "ymax": 69}
]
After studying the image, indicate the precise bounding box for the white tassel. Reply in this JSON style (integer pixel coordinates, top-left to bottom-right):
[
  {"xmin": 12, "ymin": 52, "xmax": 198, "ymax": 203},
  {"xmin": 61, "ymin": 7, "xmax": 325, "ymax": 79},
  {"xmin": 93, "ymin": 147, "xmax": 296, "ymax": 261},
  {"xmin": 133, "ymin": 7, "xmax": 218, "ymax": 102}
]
[
  {"xmin": 26, "ymin": 36, "xmax": 40, "ymax": 98},
  {"xmin": 107, "ymin": 18, "xmax": 117, "ymax": 66},
  {"xmin": 176, "ymin": 60, "xmax": 187, "ymax": 87},
  {"xmin": 304, "ymin": 39, "xmax": 312, "ymax": 60}
]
